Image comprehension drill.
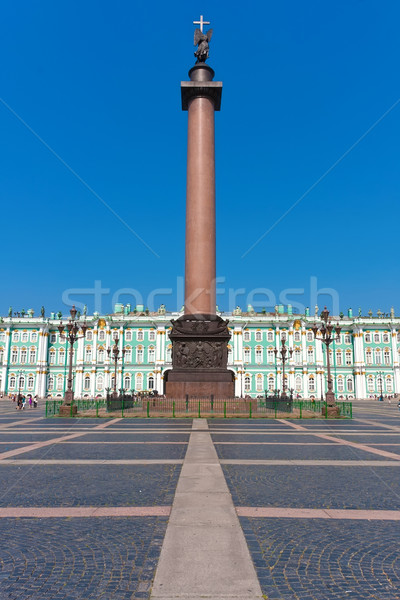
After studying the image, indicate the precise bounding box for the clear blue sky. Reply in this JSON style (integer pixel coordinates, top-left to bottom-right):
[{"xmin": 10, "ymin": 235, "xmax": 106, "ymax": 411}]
[{"xmin": 1, "ymin": 0, "xmax": 399, "ymax": 317}]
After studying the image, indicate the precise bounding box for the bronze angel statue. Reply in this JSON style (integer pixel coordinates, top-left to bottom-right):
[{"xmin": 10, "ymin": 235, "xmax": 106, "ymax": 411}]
[{"xmin": 194, "ymin": 28, "xmax": 213, "ymax": 63}]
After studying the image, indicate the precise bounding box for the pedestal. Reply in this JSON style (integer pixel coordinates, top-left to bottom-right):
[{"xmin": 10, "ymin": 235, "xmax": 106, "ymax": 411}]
[
  {"xmin": 165, "ymin": 314, "xmax": 234, "ymax": 398},
  {"xmin": 59, "ymin": 404, "xmax": 77, "ymax": 417}
]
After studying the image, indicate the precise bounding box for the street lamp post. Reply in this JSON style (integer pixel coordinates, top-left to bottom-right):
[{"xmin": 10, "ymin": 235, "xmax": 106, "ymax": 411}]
[
  {"xmin": 312, "ymin": 307, "xmax": 341, "ymax": 411},
  {"xmin": 107, "ymin": 336, "xmax": 126, "ymax": 399},
  {"xmin": 57, "ymin": 306, "xmax": 88, "ymax": 415},
  {"xmin": 274, "ymin": 334, "xmax": 293, "ymax": 398},
  {"xmin": 17, "ymin": 370, "xmax": 23, "ymax": 404},
  {"xmin": 376, "ymin": 370, "xmax": 384, "ymax": 401}
]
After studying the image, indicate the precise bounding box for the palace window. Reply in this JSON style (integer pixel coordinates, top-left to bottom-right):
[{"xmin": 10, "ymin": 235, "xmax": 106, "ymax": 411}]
[
  {"xmin": 374, "ymin": 333, "xmax": 380, "ymax": 343},
  {"xmin": 86, "ymin": 331, "xmax": 93, "ymax": 341},
  {"xmin": 365, "ymin": 333, "xmax": 371, "ymax": 343},
  {"xmin": 347, "ymin": 377, "xmax": 353, "ymax": 392},
  {"xmin": 344, "ymin": 334, "xmax": 351, "ymax": 344},
  {"xmin": 0, "ymin": 349, "xmax": 3, "ymax": 364},
  {"xmin": 49, "ymin": 350, "xmax": 56, "ymax": 365},
  {"xmin": 9, "ymin": 376, "xmax": 16, "ymax": 389},
  {"xmin": 294, "ymin": 331, "xmax": 301, "ymax": 342},
  {"xmin": 397, "ymin": 332, "xmax": 400, "ymax": 342},
  {"xmin": 98, "ymin": 348, "xmax": 105, "ymax": 363},
  {"xmin": 345, "ymin": 350, "xmax": 352, "ymax": 366},
  {"xmin": 375, "ymin": 349, "xmax": 382, "ymax": 365},
  {"xmin": 295, "ymin": 375, "xmax": 302, "ymax": 392},
  {"xmin": 56, "ymin": 376, "xmax": 63, "ymax": 391},
  {"xmin": 294, "ymin": 349, "xmax": 301, "ymax": 365},
  {"xmin": 0, "ymin": 333, "xmax": 5, "ymax": 342},
  {"xmin": 137, "ymin": 330, "xmax": 144, "ymax": 341},
  {"xmin": 98, "ymin": 330, "xmax": 105, "ymax": 342},
  {"xmin": 50, "ymin": 333, "xmax": 56, "ymax": 343},
  {"xmin": 384, "ymin": 350, "xmax": 391, "ymax": 365},
  {"xmin": 367, "ymin": 376, "xmax": 374, "ymax": 392},
  {"xmin": 48, "ymin": 376, "xmax": 54, "ymax": 391},
  {"xmin": 29, "ymin": 348, "xmax": 36, "ymax": 364},
  {"xmin": 124, "ymin": 375, "xmax": 131, "ymax": 390},
  {"xmin": 21, "ymin": 332, "xmax": 28, "ymax": 343},
  {"xmin": 149, "ymin": 330, "xmax": 156, "ymax": 341},
  {"xmin": 227, "ymin": 346, "xmax": 233, "ymax": 364},
  {"xmin": 307, "ymin": 331, "xmax": 313, "ymax": 342},
  {"xmin": 148, "ymin": 374, "xmax": 155, "ymax": 390},
  {"xmin": 337, "ymin": 377, "xmax": 344, "ymax": 393},
  {"xmin": 125, "ymin": 330, "xmax": 132, "ymax": 342},
  {"xmin": 244, "ymin": 376, "xmax": 251, "ymax": 393},
  {"xmin": 137, "ymin": 347, "xmax": 143, "ymax": 364},
  {"xmin": 12, "ymin": 332, "xmax": 19, "ymax": 342},
  {"xmin": 84, "ymin": 375, "xmax": 90, "ymax": 391},
  {"xmin": 31, "ymin": 332, "xmax": 38, "ymax": 343},
  {"xmin": 336, "ymin": 351, "xmax": 342, "ymax": 366},
  {"xmin": 148, "ymin": 347, "xmax": 155, "ymax": 362},
  {"xmin": 308, "ymin": 376, "xmax": 315, "ymax": 392},
  {"xmin": 255, "ymin": 331, "xmax": 262, "ymax": 342},
  {"xmin": 96, "ymin": 374, "xmax": 104, "ymax": 391},
  {"xmin": 267, "ymin": 349, "xmax": 275, "ymax": 363},
  {"xmin": 383, "ymin": 333, "xmax": 389, "ymax": 343},
  {"xmin": 256, "ymin": 374, "xmax": 263, "ymax": 392},
  {"xmin": 125, "ymin": 348, "xmax": 132, "ymax": 363},
  {"xmin": 85, "ymin": 347, "xmax": 92, "ymax": 363},
  {"xmin": 243, "ymin": 330, "xmax": 250, "ymax": 342},
  {"xmin": 112, "ymin": 330, "xmax": 119, "ymax": 340},
  {"xmin": 365, "ymin": 349, "xmax": 372, "ymax": 365},
  {"xmin": 11, "ymin": 348, "xmax": 18, "ymax": 363},
  {"xmin": 386, "ymin": 376, "xmax": 393, "ymax": 393},
  {"xmin": 268, "ymin": 375, "xmax": 275, "ymax": 391},
  {"xmin": 336, "ymin": 334, "xmax": 341, "ymax": 345},
  {"xmin": 255, "ymin": 347, "xmax": 262, "ymax": 364},
  {"xmin": 60, "ymin": 334, "xmax": 66, "ymax": 344},
  {"xmin": 58, "ymin": 349, "xmax": 65, "ymax": 366},
  {"xmin": 18, "ymin": 376, "xmax": 25, "ymax": 390},
  {"xmin": 20, "ymin": 349, "xmax": 27, "ymax": 364},
  {"xmin": 27, "ymin": 376, "xmax": 34, "ymax": 390},
  {"xmin": 243, "ymin": 348, "xmax": 250, "ymax": 363},
  {"xmin": 307, "ymin": 348, "xmax": 314, "ymax": 363},
  {"xmin": 267, "ymin": 331, "xmax": 274, "ymax": 342},
  {"xmin": 166, "ymin": 345, "xmax": 172, "ymax": 362},
  {"xmin": 136, "ymin": 373, "xmax": 143, "ymax": 391}
]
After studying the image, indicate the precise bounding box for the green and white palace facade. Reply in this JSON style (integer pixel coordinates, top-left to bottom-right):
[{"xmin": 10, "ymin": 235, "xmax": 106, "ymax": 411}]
[{"xmin": 1, "ymin": 304, "xmax": 400, "ymax": 400}]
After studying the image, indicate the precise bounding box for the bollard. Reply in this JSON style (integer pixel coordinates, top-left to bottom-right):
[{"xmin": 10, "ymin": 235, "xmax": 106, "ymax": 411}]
[
  {"xmin": 147, "ymin": 400, "xmax": 150, "ymax": 418},
  {"xmin": 173, "ymin": 401, "xmax": 175, "ymax": 418}
]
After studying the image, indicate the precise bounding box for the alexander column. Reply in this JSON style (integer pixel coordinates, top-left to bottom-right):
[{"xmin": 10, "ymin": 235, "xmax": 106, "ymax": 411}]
[{"xmin": 165, "ymin": 17, "xmax": 234, "ymax": 398}]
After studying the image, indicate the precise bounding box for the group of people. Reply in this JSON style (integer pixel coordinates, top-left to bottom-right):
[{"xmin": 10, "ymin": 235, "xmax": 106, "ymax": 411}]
[{"xmin": 9, "ymin": 394, "xmax": 38, "ymax": 410}]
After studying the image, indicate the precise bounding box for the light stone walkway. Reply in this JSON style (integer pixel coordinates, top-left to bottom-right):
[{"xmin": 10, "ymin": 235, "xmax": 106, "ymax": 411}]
[{"xmin": 150, "ymin": 418, "xmax": 263, "ymax": 600}]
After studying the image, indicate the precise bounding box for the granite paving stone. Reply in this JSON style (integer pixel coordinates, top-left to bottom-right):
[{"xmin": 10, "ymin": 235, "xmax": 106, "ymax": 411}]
[
  {"xmin": 222, "ymin": 465, "xmax": 400, "ymax": 510},
  {"xmin": 0, "ymin": 464, "xmax": 181, "ymax": 507},
  {"xmin": 0, "ymin": 517, "xmax": 167, "ymax": 600},
  {"xmin": 240, "ymin": 517, "xmax": 400, "ymax": 600},
  {"xmin": 215, "ymin": 443, "xmax": 396, "ymax": 461}
]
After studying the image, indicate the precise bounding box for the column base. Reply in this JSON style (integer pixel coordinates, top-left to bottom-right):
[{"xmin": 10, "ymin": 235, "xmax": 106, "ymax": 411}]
[{"xmin": 59, "ymin": 405, "xmax": 77, "ymax": 417}]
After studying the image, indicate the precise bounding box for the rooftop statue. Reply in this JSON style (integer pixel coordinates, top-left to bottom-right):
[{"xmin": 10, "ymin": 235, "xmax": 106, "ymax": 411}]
[{"xmin": 193, "ymin": 15, "xmax": 212, "ymax": 63}]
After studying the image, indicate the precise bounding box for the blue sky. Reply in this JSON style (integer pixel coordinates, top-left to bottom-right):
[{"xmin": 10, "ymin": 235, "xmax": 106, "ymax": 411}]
[{"xmin": 1, "ymin": 0, "xmax": 399, "ymax": 317}]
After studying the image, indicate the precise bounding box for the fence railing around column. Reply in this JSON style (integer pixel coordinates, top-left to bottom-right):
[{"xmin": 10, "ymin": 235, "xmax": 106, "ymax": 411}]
[{"xmin": 45, "ymin": 397, "xmax": 352, "ymax": 419}]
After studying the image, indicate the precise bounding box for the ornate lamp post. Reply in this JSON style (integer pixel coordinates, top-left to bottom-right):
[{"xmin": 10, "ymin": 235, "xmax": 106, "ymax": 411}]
[
  {"xmin": 274, "ymin": 334, "xmax": 293, "ymax": 397},
  {"xmin": 312, "ymin": 307, "xmax": 341, "ymax": 409},
  {"xmin": 57, "ymin": 306, "xmax": 88, "ymax": 414},
  {"xmin": 107, "ymin": 336, "xmax": 126, "ymax": 399}
]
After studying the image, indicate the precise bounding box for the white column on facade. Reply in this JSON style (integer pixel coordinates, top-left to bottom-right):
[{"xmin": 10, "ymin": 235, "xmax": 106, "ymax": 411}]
[
  {"xmin": 391, "ymin": 328, "xmax": 400, "ymax": 394},
  {"xmin": 1, "ymin": 327, "xmax": 11, "ymax": 393},
  {"xmin": 287, "ymin": 327, "xmax": 295, "ymax": 392},
  {"xmin": 301, "ymin": 327, "xmax": 308, "ymax": 397},
  {"xmin": 75, "ymin": 329, "xmax": 85, "ymax": 398},
  {"xmin": 353, "ymin": 328, "xmax": 366, "ymax": 399},
  {"xmin": 315, "ymin": 333, "xmax": 323, "ymax": 400}
]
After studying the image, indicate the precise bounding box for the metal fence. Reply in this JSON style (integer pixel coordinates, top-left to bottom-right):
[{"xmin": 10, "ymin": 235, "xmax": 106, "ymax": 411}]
[{"xmin": 45, "ymin": 397, "xmax": 352, "ymax": 419}]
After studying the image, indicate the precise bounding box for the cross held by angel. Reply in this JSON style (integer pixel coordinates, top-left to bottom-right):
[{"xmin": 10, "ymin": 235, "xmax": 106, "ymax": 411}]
[{"xmin": 193, "ymin": 15, "xmax": 213, "ymax": 63}]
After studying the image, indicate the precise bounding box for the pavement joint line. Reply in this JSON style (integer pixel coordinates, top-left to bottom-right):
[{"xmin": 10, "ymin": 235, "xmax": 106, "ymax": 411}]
[
  {"xmin": 236, "ymin": 507, "xmax": 400, "ymax": 520},
  {"xmin": 0, "ymin": 459, "xmax": 184, "ymax": 465},
  {"xmin": 0, "ymin": 418, "xmax": 124, "ymax": 460},
  {"xmin": 278, "ymin": 419, "xmax": 400, "ymax": 461},
  {"xmin": 219, "ymin": 459, "xmax": 400, "ymax": 466},
  {"xmin": 150, "ymin": 417, "xmax": 263, "ymax": 600},
  {"xmin": 353, "ymin": 417, "xmax": 400, "ymax": 431},
  {"xmin": 0, "ymin": 506, "xmax": 171, "ymax": 517}
]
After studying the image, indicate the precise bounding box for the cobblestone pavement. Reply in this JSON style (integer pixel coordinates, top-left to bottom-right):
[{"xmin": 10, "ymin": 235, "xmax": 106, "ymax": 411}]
[{"xmin": 1, "ymin": 399, "xmax": 400, "ymax": 599}]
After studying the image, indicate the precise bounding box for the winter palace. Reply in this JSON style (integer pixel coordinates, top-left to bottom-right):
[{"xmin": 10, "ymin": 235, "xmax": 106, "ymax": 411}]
[{"xmin": 1, "ymin": 303, "xmax": 399, "ymax": 400}]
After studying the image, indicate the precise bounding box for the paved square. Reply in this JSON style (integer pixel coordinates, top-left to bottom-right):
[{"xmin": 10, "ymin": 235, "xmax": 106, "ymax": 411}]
[{"xmin": 0, "ymin": 398, "xmax": 400, "ymax": 599}]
